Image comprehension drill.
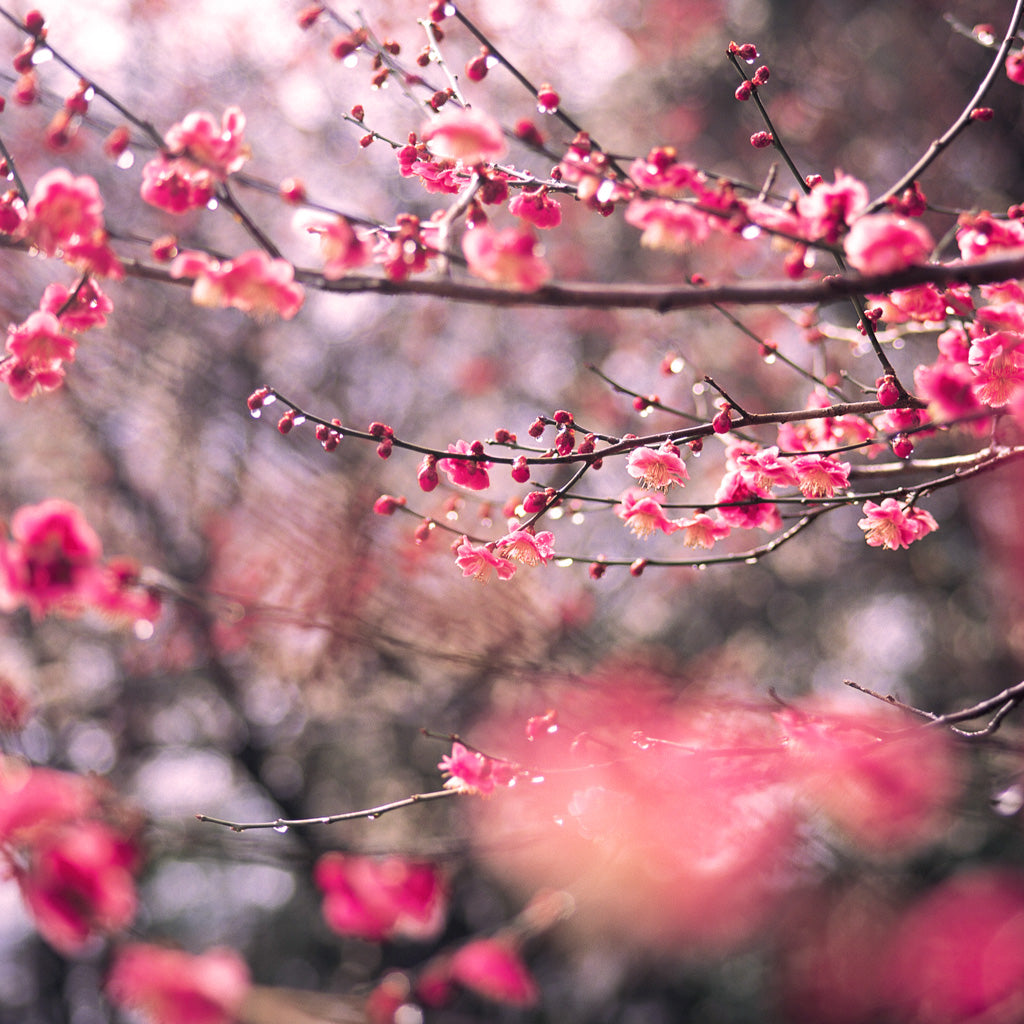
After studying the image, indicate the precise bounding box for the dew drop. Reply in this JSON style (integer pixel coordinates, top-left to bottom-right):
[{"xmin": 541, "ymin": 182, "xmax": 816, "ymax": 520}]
[
  {"xmin": 344, "ymin": 53, "xmax": 359, "ymax": 69},
  {"xmin": 292, "ymin": 414, "xmax": 306, "ymax": 426},
  {"xmin": 977, "ymin": 29, "xmax": 996, "ymax": 45},
  {"xmin": 763, "ymin": 353, "xmax": 776, "ymax": 365},
  {"xmin": 318, "ymin": 817, "xmax": 330, "ymax": 824},
  {"xmin": 741, "ymin": 224, "xmax": 761, "ymax": 240},
  {"xmin": 116, "ymin": 150, "xmax": 135, "ymax": 170},
  {"xmin": 249, "ymin": 408, "xmax": 262, "ymax": 419},
  {"xmin": 553, "ymin": 815, "xmax": 565, "ymax": 827},
  {"xmin": 485, "ymin": 54, "xmax": 499, "ymax": 68},
  {"xmin": 31, "ymin": 48, "xmax": 52, "ymax": 65},
  {"xmin": 993, "ymin": 785, "xmax": 1024, "ymax": 816},
  {"xmin": 669, "ymin": 356, "xmax": 685, "ymax": 373},
  {"xmin": 696, "ymin": 563, "xmax": 707, "ymax": 571},
  {"xmin": 443, "ymin": 2, "xmax": 456, "ymax": 14},
  {"xmin": 133, "ymin": 619, "xmax": 155, "ymax": 640},
  {"xmin": 596, "ymin": 179, "xmax": 616, "ymax": 203},
  {"xmin": 555, "ymin": 557, "xmax": 574, "ymax": 567},
  {"xmin": 263, "ymin": 393, "xmax": 278, "ymax": 406},
  {"xmin": 531, "ymin": 775, "xmax": 546, "ymax": 784},
  {"xmin": 367, "ymin": 812, "xmax": 382, "ymax": 821},
  {"xmin": 445, "ymin": 510, "xmax": 459, "ymax": 522},
  {"xmin": 548, "ymin": 507, "xmax": 564, "ymax": 520},
  {"xmin": 639, "ymin": 406, "xmax": 652, "ymax": 418},
  {"xmin": 745, "ymin": 556, "xmax": 758, "ymax": 565},
  {"xmin": 273, "ymin": 824, "xmax": 289, "ymax": 833},
  {"xmin": 571, "ymin": 512, "xmax": 585, "ymax": 525},
  {"xmin": 206, "ymin": 197, "xmax": 219, "ymax": 211}
]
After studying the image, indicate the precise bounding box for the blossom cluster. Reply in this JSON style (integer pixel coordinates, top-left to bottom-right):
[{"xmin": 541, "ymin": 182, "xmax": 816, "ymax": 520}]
[
  {"xmin": 0, "ymin": 498, "xmax": 160, "ymax": 624},
  {"xmin": 0, "ymin": 757, "xmax": 142, "ymax": 953}
]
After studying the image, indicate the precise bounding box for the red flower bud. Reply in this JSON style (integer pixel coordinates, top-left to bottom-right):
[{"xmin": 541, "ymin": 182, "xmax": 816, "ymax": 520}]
[{"xmin": 750, "ymin": 131, "xmax": 773, "ymax": 149}]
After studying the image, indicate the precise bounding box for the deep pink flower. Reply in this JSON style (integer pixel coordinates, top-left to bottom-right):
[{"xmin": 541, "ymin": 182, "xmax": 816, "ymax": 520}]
[
  {"xmin": 915, "ymin": 357, "xmax": 984, "ymax": 423},
  {"xmin": 887, "ymin": 870, "xmax": 1024, "ymax": 1024},
  {"xmin": 778, "ymin": 703, "xmax": 960, "ymax": 854},
  {"xmin": 677, "ymin": 512, "xmax": 731, "ymax": 549},
  {"xmin": 17, "ymin": 821, "xmax": 138, "ymax": 953},
  {"xmin": 170, "ymin": 250, "xmax": 304, "ymax": 320},
  {"xmin": 295, "ymin": 211, "xmax": 372, "ymax": 278},
  {"xmin": 857, "ymin": 498, "xmax": 929, "ymax": 550},
  {"xmin": 438, "ymin": 741, "xmax": 505, "ymax": 796},
  {"xmin": 422, "ymin": 108, "xmax": 506, "ymax": 165},
  {"xmin": 735, "ymin": 446, "xmax": 799, "ymax": 491},
  {"xmin": 0, "ymin": 356, "xmax": 66, "ymax": 401},
  {"xmin": 455, "ymin": 537, "xmax": 516, "ymax": 582},
  {"xmin": 791, "ymin": 454, "xmax": 851, "ymax": 498},
  {"xmin": 508, "ymin": 188, "xmax": 562, "ymax": 229},
  {"xmin": 107, "ymin": 944, "xmax": 251, "ymax": 1024},
  {"xmin": 25, "ymin": 169, "xmax": 105, "ymax": 256},
  {"xmin": 314, "ymin": 853, "xmax": 447, "ymax": 942},
  {"xmin": 626, "ymin": 443, "xmax": 689, "ymax": 490},
  {"xmin": 796, "ymin": 172, "xmax": 869, "ymax": 243},
  {"xmin": 1, "ymin": 499, "xmax": 103, "ymax": 617},
  {"xmin": 713, "ymin": 472, "xmax": 781, "ymax": 531},
  {"xmin": 614, "ymin": 489, "xmax": 680, "ymax": 538},
  {"xmin": 6, "ymin": 311, "xmax": 75, "ymax": 365},
  {"xmin": 449, "ymin": 939, "xmax": 539, "ymax": 1007},
  {"xmin": 164, "ymin": 106, "xmax": 249, "ymax": 177},
  {"xmin": 140, "ymin": 155, "xmax": 216, "ymax": 214},
  {"xmin": 843, "ymin": 213, "xmax": 934, "ymax": 275},
  {"xmin": 0, "ymin": 762, "xmax": 96, "ymax": 842},
  {"xmin": 495, "ymin": 526, "xmax": 554, "ymax": 566},
  {"xmin": 624, "ymin": 198, "xmax": 710, "ymax": 252},
  {"xmin": 39, "ymin": 280, "xmax": 113, "ymax": 332},
  {"xmin": 438, "ymin": 440, "xmax": 492, "ymax": 490},
  {"xmin": 1008, "ymin": 51, "xmax": 1024, "ymax": 85},
  {"xmin": 462, "ymin": 226, "xmax": 551, "ymax": 291},
  {"xmin": 869, "ymin": 284, "xmax": 947, "ymax": 324},
  {"xmin": 957, "ymin": 211, "xmax": 1024, "ymax": 260},
  {"xmin": 628, "ymin": 148, "xmax": 701, "ymax": 196}
]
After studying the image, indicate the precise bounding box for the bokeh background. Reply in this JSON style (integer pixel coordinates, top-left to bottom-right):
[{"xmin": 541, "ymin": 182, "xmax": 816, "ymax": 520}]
[{"xmin": 1, "ymin": 0, "xmax": 1024, "ymax": 1020}]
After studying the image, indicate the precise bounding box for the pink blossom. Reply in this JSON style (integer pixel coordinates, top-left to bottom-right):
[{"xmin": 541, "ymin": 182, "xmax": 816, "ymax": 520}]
[
  {"xmin": 626, "ymin": 443, "xmax": 689, "ymax": 490},
  {"xmin": 295, "ymin": 211, "xmax": 372, "ymax": 278},
  {"xmin": 449, "ymin": 939, "xmax": 539, "ymax": 1007},
  {"xmin": 628, "ymin": 148, "xmax": 701, "ymax": 196},
  {"xmin": 17, "ymin": 821, "xmax": 138, "ymax": 953},
  {"xmin": 39, "ymin": 280, "xmax": 113, "ymax": 332},
  {"xmin": 422, "ymin": 108, "xmax": 506, "ymax": 165},
  {"xmin": 438, "ymin": 440, "xmax": 491, "ymax": 490},
  {"xmin": 315, "ymin": 852, "xmax": 448, "ymax": 942},
  {"xmin": 25, "ymin": 169, "xmax": 105, "ymax": 256},
  {"xmin": 170, "ymin": 249, "xmax": 304, "ymax": 320},
  {"xmin": 914, "ymin": 357, "xmax": 985, "ymax": 423},
  {"xmin": 713, "ymin": 472, "xmax": 782, "ymax": 531},
  {"xmin": 778, "ymin": 703, "xmax": 960, "ymax": 854},
  {"xmin": 887, "ymin": 870, "xmax": 1024, "ymax": 1023},
  {"xmin": 968, "ymin": 330, "xmax": 1024, "ymax": 406},
  {"xmin": 462, "ymin": 226, "xmax": 551, "ymax": 291},
  {"xmin": 796, "ymin": 172, "xmax": 869, "ymax": 243},
  {"xmin": 107, "ymin": 945, "xmax": 251, "ymax": 1024},
  {"xmin": 0, "ymin": 499, "xmax": 104, "ymax": 617},
  {"xmin": 735, "ymin": 446, "xmax": 799, "ymax": 491},
  {"xmin": 508, "ymin": 188, "xmax": 562, "ymax": 229},
  {"xmin": 791, "ymin": 454, "xmax": 851, "ymax": 498},
  {"xmin": 6, "ymin": 311, "xmax": 75, "ymax": 365},
  {"xmin": 140, "ymin": 155, "xmax": 216, "ymax": 214},
  {"xmin": 614, "ymin": 489, "xmax": 680, "ymax": 538},
  {"xmin": 869, "ymin": 284, "xmax": 947, "ymax": 324},
  {"xmin": 624, "ymin": 198, "xmax": 710, "ymax": 252},
  {"xmin": 438, "ymin": 741, "xmax": 507, "ymax": 795},
  {"xmin": 495, "ymin": 526, "xmax": 555, "ymax": 566},
  {"xmin": 843, "ymin": 213, "xmax": 934, "ymax": 275},
  {"xmin": 858, "ymin": 498, "xmax": 933, "ymax": 549},
  {"xmin": 0, "ymin": 678, "xmax": 30, "ymax": 732},
  {"xmin": 164, "ymin": 106, "xmax": 249, "ymax": 177},
  {"xmin": 957, "ymin": 210, "xmax": 1024, "ymax": 260},
  {"xmin": 677, "ymin": 512, "xmax": 731, "ymax": 549},
  {"xmin": 455, "ymin": 537, "xmax": 516, "ymax": 582},
  {"xmin": 0, "ymin": 355, "xmax": 66, "ymax": 401},
  {"xmin": 0, "ymin": 762, "xmax": 96, "ymax": 842}
]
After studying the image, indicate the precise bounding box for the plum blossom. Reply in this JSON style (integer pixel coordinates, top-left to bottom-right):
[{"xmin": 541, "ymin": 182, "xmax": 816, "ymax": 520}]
[
  {"xmin": 495, "ymin": 526, "xmax": 554, "ymax": 566},
  {"xmin": 614, "ymin": 489, "xmax": 680, "ymax": 538},
  {"xmin": 791, "ymin": 454, "xmax": 851, "ymax": 498},
  {"xmin": 169, "ymin": 250, "xmax": 304, "ymax": 320},
  {"xmin": 25, "ymin": 169, "xmax": 104, "ymax": 255},
  {"xmin": 677, "ymin": 512, "xmax": 731, "ymax": 549},
  {"xmin": 295, "ymin": 211, "xmax": 372, "ymax": 278},
  {"xmin": 624, "ymin": 198, "xmax": 711, "ymax": 252},
  {"xmin": 422, "ymin": 108, "xmax": 506, "ymax": 165},
  {"xmin": 140, "ymin": 107, "xmax": 248, "ymax": 214},
  {"xmin": 957, "ymin": 210, "xmax": 1024, "ymax": 260},
  {"xmin": 915, "ymin": 357, "xmax": 985, "ymax": 423},
  {"xmin": 314, "ymin": 852, "xmax": 447, "ymax": 942},
  {"xmin": 858, "ymin": 498, "xmax": 936, "ymax": 549},
  {"xmin": 39, "ymin": 280, "xmax": 113, "ymax": 332},
  {"xmin": 455, "ymin": 537, "xmax": 516, "ymax": 582},
  {"xmin": 438, "ymin": 440, "xmax": 491, "ymax": 490},
  {"xmin": 449, "ymin": 939, "xmax": 539, "ymax": 1007},
  {"xmin": 713, "ymin": 472, "xmax": 782, "ymax": 531},
  {"xmin": 628, "ymin": 147, "xmax": 701, "ymax": 196},
  {"xmin": 734, "ymin": 446, "xmax": 799, "ymax": 491},
  {"xmin": 462, "ymin": 226, "xmax": 551, "ymax": 291},
  {"xmin": 968, "ymin": 330, "xmax": 1024, "ymax": 406},
  {"xmin": 869, "ymin": 284, "xmax": 947, "ymax": 324},
  {"xmin": 2, "ymin": 311, "xmax": 76, "ymax": 401},
  {"xmin": 438, "ymin": 741, "xmax": 509, "ymax": 796},
  {"xmin": 107, "ymin": 945, "xmax": 251, "ymax": 1024},
  {"xmin": 843, "ymin": 213, "xmax": 934, "ymax": 275},
  {"xmin": 796, "ymin": 172, "xmax": 869, "ymax": 243},
  {"xmin": 508, "ymin": 187, "xmax": 562, "ymax": 229},
  {"xmin": 626, "ymin": 443, "xmax": 689, "ymax": 490},
  {"xmin": 0, "ymin": 499, "xmax": 104, "ymax": 617}
]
